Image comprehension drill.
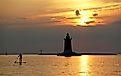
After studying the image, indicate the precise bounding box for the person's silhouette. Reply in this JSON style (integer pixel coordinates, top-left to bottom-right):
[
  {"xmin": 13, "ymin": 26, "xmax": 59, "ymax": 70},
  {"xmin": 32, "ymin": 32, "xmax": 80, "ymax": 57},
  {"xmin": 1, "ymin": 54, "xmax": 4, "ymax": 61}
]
[{"xmin": 18, "ymin": 53, "xmax": 22, "ymax": 65}]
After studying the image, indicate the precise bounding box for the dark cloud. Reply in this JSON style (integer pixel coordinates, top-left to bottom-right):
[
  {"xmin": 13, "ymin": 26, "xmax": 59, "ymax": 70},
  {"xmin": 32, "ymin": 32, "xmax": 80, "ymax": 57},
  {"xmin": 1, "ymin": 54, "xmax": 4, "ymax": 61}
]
[
  {"xmin": 85, "ymin": 21, "xmax": 95, "ymax": 24},
  {"xmin": 66, "ymin": 17, "xmax": 80, "ymax": 19},
  {"xmin": 93, "ymin": 13, "xmax": 98, "ymax": 17},
  {"xmin": 75, "ymin": 10, "xmax": 80, "ymax": 16}
]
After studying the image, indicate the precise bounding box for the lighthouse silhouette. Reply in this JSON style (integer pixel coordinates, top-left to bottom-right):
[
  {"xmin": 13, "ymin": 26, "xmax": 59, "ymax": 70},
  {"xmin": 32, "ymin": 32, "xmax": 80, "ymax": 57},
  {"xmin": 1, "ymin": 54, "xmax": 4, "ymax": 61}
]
[
  {"xmin": 57, "ymin": 33, "xmax": 81, "ymax": 57},
  {"xmin": 64, "ymin": 33, "xmax": 72, "ymax": 54}
]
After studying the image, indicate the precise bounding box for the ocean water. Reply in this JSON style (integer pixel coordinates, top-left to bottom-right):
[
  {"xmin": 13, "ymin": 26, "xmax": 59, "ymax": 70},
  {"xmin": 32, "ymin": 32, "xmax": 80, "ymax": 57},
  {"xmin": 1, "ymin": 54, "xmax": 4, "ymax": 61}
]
[{"xmin": 0, "ymin": 55, "xmax": 121, "ymax": 76}]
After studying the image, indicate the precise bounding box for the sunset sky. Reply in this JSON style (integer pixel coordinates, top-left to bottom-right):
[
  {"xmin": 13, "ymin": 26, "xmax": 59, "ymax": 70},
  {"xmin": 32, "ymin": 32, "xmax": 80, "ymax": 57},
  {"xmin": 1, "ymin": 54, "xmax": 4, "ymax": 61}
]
[{"xmin": 0, "ymin": 0, "xmax": 121, "ymax": 53}]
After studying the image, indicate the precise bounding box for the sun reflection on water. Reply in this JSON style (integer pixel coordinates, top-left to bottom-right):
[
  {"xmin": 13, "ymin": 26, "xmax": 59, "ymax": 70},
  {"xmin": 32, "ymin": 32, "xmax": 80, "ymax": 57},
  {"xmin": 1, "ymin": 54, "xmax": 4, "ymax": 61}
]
[{"xmin": 79, "ymin": 55, "xmax": 90, "ymax": 76}]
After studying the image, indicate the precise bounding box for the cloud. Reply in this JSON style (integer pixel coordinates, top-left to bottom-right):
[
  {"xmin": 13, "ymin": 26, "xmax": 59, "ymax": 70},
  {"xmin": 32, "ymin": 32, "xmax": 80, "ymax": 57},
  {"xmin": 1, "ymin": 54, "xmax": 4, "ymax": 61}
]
[
  {"xmin": 66, "ymin": 17, "xmax": 80, "ymax": 19},
  {"xmin": 20, "ymin": 3, "xmax": 121, "ymax": 27},
  {"xmin": 83, "ymin": 4, "xmax": 121, "ymax": 11},
  {"xmin": 85, "ymin": 21, "xmax": 95, "ymax": 24}
]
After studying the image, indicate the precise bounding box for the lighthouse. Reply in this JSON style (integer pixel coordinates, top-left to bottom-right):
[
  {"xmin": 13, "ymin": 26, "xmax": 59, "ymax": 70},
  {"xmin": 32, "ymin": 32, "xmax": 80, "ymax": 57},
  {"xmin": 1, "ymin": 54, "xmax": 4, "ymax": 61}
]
[
  {"xmin": 64, "ymin": 33, "xmax": 72, "ymax": 54},
  {"xmin": 57, "ymin": 33, "xmax": 81, "ymax": 56}
]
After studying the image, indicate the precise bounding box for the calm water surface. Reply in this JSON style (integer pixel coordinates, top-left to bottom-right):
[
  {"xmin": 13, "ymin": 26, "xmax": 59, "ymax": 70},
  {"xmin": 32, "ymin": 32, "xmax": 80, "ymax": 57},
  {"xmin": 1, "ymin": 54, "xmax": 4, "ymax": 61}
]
[{"xmin": 0, "ymin": 55, "xmax": 121, "ymax": 76}]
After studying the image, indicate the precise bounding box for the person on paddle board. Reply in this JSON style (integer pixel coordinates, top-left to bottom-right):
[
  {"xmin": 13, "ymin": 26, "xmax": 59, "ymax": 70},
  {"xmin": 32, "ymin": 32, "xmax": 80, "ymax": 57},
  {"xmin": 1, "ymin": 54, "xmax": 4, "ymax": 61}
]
[{"xmin": 18, "ymin": 53, "xmax": 22, "ymax": 65}]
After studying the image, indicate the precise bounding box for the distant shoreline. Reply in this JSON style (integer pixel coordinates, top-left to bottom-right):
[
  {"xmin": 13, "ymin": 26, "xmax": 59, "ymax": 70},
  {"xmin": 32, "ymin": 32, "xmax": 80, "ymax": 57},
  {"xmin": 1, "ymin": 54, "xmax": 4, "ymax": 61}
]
[{"xmin": 0, "ymin": 52, "xmax": 118, "ymax": 55}]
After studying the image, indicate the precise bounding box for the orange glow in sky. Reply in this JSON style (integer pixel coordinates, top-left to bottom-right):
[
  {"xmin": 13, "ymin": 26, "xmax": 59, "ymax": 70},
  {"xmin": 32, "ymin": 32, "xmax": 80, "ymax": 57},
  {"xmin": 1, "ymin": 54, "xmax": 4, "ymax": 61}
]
[
  {"xmin": 0, "ymin": 0, "xmax": 121, "ymax": 27},
  {"xmin": 23, "ymin": 2, "xmax": 121, "ymax": 27}
]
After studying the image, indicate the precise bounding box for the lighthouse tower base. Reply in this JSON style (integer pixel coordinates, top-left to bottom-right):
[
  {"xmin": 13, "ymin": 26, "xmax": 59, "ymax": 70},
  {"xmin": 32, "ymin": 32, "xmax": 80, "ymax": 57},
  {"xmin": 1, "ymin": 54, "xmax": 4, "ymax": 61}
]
[{"xmin": 57, "ymin": 52, "xmax": 81, "ymax": 57}]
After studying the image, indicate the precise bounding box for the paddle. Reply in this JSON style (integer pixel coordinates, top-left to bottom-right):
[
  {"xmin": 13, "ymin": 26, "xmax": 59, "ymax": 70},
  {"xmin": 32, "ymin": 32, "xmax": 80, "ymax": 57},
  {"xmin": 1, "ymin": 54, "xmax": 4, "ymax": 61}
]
[
  {"xmin": 15, "ymin": 61, "xmax": 26, "ymax": 63},
  {"xmin": 14, "ymin": 56, "xmax": 19, "ymax": 63},
  {"xmin": 14, "ymin": 56, "xmax": 27, "ymax": 64}
]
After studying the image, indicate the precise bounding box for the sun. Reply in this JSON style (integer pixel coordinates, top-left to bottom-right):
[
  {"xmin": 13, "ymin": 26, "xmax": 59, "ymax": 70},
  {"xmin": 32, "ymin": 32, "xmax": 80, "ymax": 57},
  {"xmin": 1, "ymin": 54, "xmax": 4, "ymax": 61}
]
[
  {"xmin": 71, "ymin": 10, "xmax": 96, "ymax": 27},
  {"xmin": 49, "ymin": 9, "xmax": 99, "ymax": 27}
]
